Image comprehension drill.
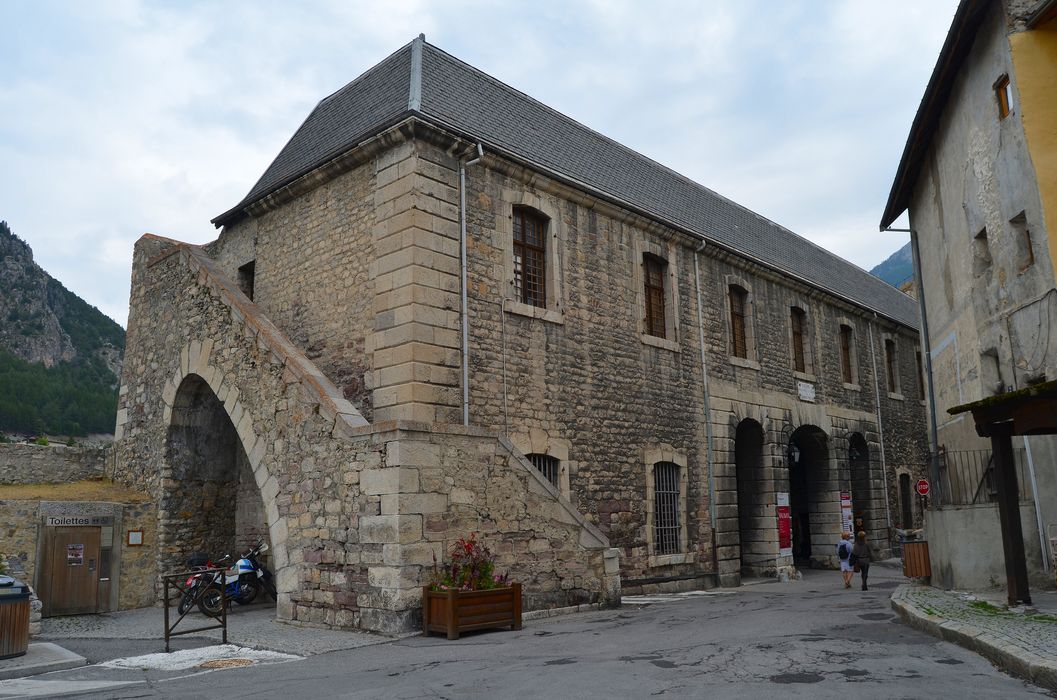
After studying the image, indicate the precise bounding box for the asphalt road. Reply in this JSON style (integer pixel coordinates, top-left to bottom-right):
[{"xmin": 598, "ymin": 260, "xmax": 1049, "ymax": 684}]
[{"xmin": 24, "ymin": 563, "xmax": 1055, "ymax": 699}]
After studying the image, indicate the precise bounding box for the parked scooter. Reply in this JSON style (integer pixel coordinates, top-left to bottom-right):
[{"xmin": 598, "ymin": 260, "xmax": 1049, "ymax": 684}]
[{"xmin": 196, "ymin": 541, "xmax": 274, "ymax": 617}]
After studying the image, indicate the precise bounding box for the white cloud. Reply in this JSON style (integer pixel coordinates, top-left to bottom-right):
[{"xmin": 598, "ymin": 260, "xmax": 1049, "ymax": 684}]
[{"xmin": 0, "ymin": 0, "xmax": 957, "ymax": 328}]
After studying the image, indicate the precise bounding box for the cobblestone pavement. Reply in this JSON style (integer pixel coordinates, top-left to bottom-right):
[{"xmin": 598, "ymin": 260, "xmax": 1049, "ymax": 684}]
[{"xmin": 892, "ymin": 583, "xmax": 1057, "ymax": 690}]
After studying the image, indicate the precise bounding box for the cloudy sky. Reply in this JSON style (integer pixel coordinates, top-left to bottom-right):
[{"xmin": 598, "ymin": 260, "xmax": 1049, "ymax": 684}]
[{"xmin": 1, "ymin": 0, "xmax": 958, "ymax": 327}]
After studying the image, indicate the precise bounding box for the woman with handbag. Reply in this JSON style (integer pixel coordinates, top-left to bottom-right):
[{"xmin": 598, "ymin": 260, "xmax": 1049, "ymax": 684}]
[{"xmin": 851, "ymin": 530, "xmax": 874, "ymax": 591}]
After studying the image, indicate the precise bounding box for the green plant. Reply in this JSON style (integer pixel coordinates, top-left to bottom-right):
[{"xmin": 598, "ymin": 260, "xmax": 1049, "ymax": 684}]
[
  {"xmin": 34, "ymin": 435, "xmax": 49, "ymax": 446},
  {"xmin": 429, "ymin": 533, "xmax": 510, "ymax": 591},
  {"xmin": 969, "ymin": 600, "xmax": 1004, "ymax": 614},
  {"xmin": 0, "ymin": 555, "xmax": 8, "ymax": 576},
  {"xmin": 65, "ymin": 436, "xmax": 75, "ymax": 447}
]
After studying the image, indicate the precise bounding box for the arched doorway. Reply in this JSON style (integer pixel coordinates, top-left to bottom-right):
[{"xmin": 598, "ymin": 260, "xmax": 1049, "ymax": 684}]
[
  {"xmin": 848, "ymin": 433, "xmax": 873, "ymax": 539},
  {"xmin": 164, "ymin": 374, "xmax": 273, "ymax": 606},
  {"xmin": 787, "ymin": 425, "xmax": 835, "ymax": 567},
  {"xmin": 734, "ymin": 419, "xmax": 770, "ymax": 575}
]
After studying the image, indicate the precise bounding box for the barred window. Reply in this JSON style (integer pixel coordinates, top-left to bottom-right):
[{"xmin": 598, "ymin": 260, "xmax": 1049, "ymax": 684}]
[
  {"xmin": 528, "ymin": 453, "xmax": 559, "ymax": 489},
  {"xmin": 790, "ymin": 307, "xmax": 807, "ymax": 373},
  {"xmin": 653, "ymin": 461, "xmax": 681, "ymax": 555},
  {"xmin": 729, "ymin": 285, "xmax": 749, "ymax": 358},
  {"xmin": 840, "ymin": 324, "xmax": 854, "ymax": 384},
  {"xmin": 643, "ymin": 255, "xmax": 667, "ymax": 338},
  {"xmin": 513, "ymin": 208, "xmax": 547, "ymax": 308}
]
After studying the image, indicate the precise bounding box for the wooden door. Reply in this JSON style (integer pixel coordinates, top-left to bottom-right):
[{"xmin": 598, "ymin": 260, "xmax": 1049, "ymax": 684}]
[{"xmin": 43, "ymin": 527, "xmax": 101, "ymax": 616}]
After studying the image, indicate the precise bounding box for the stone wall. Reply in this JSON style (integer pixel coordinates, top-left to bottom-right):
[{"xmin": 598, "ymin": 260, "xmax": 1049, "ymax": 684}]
[
  {"xmin": 1, "ymin": 500, "xmax": 40, "ymax": 580},
  {"xmin": 114, "ymin": 234, "xmax": 613, "ymax": 632},
  {"xmin": 210, "ymin": 158, "xmax": 378, "ymax": 420},
  {"xmin": 0, "ymin": 443, "xmax": 109, "ymax": 485},
  {"xmin": 444, "ymin": 132, "xmax": 929, "ymax": 583}
]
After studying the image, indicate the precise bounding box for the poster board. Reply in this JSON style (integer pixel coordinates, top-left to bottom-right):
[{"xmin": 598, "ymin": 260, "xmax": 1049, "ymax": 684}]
[
  {"xmin": 840, "ymin": 491, "xmax": 854, "ymax": 534},
  {"xmin": 777, "ymin": 492, "xmax": 792, "ymax": 557}
]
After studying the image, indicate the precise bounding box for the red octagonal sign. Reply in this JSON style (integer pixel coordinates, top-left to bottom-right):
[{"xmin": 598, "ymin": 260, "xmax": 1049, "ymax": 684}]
[{"xmin": 916, "ymin": 479, "xmax": 930, "ymax": 497}]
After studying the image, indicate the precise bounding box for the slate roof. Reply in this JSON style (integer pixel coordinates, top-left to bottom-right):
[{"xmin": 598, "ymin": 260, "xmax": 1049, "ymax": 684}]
[{"xmin": 214, "ymin": 38, "xmax": 919, "ymax": 329}]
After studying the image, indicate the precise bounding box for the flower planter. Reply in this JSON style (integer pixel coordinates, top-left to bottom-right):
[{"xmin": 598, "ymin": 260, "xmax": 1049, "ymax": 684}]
[{"xmin": 422, "ymin": 583, "xmax": 522, "ymax": 640}]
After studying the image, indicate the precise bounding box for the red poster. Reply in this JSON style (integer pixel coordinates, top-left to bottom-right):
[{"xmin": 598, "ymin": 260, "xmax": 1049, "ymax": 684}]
[{"xmin": 777, "ymin": 505, "xmax": 792, "ymax": 552}]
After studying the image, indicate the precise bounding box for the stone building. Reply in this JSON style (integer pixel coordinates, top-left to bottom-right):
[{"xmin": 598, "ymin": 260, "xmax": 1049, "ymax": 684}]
[
  {"xmin": 881, "ymin": 0, "xmax": 1057, "ymax": 593},
  {"xmin": 112, "ymin": 37, "xmax": 927, "ymax": 632}
]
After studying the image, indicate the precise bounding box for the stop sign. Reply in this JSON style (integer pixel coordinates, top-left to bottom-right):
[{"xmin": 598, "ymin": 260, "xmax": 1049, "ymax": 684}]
[{"xmin": 916, "ymin": 479, "xmax": 930, "ymax": 496}]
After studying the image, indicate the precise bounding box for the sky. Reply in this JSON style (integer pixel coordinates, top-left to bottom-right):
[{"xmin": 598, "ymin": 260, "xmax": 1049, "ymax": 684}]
[{"xmin": 0, "ymin": 0, "xmax": 959, "ymax": 328}]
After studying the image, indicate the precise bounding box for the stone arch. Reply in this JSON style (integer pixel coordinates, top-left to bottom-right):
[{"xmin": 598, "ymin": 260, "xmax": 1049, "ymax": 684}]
[
  {"xmin": 734, "ymin": 419, "xmax": 773, "ymax": 576},
  {"xmin": 847, "ymin": 433, "xmax": 873, "ymax": 537},
  {"xmin": 786, "ymin": 424, "xmax": 837, "ymax": 568},
  {"xmin": 159, "ymin": 343, "xmax": 289, "ymax": 599}
]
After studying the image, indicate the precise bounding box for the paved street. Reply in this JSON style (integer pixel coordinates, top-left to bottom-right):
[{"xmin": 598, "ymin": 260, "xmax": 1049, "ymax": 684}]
[{"xmin": 9, "ymin": 562, "xmax": 1051, "ymax": 699}]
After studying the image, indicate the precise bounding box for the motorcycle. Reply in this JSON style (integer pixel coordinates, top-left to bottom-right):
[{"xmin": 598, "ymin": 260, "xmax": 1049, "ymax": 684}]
[
  {"xmin": 177, "ymin": 553, "xmax": 229, "ymax": 616},
  {"xmin": 195, "ymin": 541, "xmax": 275, "ymax": 617}
]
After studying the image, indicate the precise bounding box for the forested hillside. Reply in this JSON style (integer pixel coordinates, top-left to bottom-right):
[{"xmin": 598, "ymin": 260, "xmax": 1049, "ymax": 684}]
[{"xmin": 0, "ymin": 220, "xmax": 124, "ymax": 436}]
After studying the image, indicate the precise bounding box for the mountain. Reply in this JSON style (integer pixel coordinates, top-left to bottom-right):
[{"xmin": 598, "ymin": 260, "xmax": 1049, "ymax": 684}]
[
  {"xmin": 0, "ymin": 220, "xmax": 124, "ymax": 436},
  {"xmin": 870, "ymin": 241, "xmax": 914, "ymax": 289}
]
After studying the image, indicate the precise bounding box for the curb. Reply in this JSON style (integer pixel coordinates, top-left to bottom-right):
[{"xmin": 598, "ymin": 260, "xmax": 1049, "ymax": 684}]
[{"xmin": 891, "ymin": 585, "xmax": 1057, "ymax": 691}]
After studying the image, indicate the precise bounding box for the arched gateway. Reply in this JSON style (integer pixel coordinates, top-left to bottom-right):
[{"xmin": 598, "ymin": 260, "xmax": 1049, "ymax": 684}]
[{"xmin": 161, "ymin": 373, "xmax": 277, "ymax": 590}]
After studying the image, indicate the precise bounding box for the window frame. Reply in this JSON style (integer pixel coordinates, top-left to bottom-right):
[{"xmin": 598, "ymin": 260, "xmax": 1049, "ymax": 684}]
[
  {"xmin": 512, "ymin": 206, "xmax": 548, "ymax": 309},
  {"xmin": 995, "ymin": 74, "xmax": 1012, "ymax": 120},
  {"xmin": 527, "ymin": 452, "xmax": 560, "ymax": 490},
  {"xmin": 652, "ymin": 461, "xmax": 681, "ymax": 556},
  {"xmin": 644, "ymin": 446, "xmax": 691, "ymax": 567},
  {"xmin": 643, "ymin": 254, "xmax": 668, "ymax": 339},
  {"xmin": 837, "ymin": 319, "xmax": 860, "ymax": 390},
  {"xmin": 500, "ymin": 195, "xmax": 564, "ymax": 324},
  {"xmin": 884, "ymin": 335, "xmax": 902, "ymax": 398}
]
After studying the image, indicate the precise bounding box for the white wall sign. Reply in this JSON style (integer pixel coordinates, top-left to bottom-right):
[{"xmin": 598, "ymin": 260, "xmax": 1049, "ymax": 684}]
[{"xmin": 797, "ymin": 381, "xmax": 816, "ymax": 403}]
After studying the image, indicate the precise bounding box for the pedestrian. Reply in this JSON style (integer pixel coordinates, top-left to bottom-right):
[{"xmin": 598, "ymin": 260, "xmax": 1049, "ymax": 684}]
[
  {"xmin": 852, "ymin": 530, "xmax": 874, "ymax": 591},
  {"xmin": 836, "ymin": 532, "xmax": 854, "ymax": 588}
]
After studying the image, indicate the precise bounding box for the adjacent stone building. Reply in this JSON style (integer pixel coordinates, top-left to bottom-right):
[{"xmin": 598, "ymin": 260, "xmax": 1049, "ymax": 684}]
[
  {"xmin": 881, "ymin": 0, "xmax": 1057, "ymax": 593},
  {"xmin": 112, "ymin": 36, "xmax": 927, "ymax": 632}
]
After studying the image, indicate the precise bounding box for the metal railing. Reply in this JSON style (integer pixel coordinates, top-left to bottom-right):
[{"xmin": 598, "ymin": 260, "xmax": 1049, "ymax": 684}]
[
  {"xmin": 162, "ymin": 567, "xmax": 227, "ymax": 652},
  {"xmin": 938, "ymin": 448, "xmax": 1033, "ymax": 506}
]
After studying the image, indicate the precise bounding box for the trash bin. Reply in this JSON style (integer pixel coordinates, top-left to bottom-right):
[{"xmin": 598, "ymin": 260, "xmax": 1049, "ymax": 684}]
[
  {"xmin": 902, "ymin": 540, "xmax": 932, "ymax": 579},
  {"xmin": 0, "ymin": 575, "xmax": 31, "ymax": 659}
]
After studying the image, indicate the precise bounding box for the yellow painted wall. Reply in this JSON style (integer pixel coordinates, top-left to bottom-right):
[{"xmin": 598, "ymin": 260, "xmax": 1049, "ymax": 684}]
[{"xmin": 1010, "ymin": 15, "xmax": 1057, "ymax": 277}]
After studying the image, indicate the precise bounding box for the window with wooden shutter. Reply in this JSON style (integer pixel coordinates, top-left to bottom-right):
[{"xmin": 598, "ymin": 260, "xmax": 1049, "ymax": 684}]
[
  {"xmin": 653, "ymin": 462, "xmax": 681, "ymax": 555},
  {"xmin": 885, "ymin": 338, "xmax": 899, "ymax": 393},
  {"xmin": 729, "ymin": 285, "xmax": 748, "ymax": 358},
  {"xmin": 644, "ymin": 255, "xmax": 667, "ymax": 338},
  {"xmin": 791, "ymin": 307, "xmax": 807, "ymax": 373},
  {"xmin": 840, "ymin": 325, "xmax": 854, "ymax": 384},
  {"xmin": 513, "ymin": 208, "xmax": 547, "ymax": 308}
]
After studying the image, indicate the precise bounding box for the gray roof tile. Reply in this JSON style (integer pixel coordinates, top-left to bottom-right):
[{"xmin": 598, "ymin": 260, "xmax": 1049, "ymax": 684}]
[{"xmin": 216, "ymin": 39, "xmax": 919, "ymax": 329}]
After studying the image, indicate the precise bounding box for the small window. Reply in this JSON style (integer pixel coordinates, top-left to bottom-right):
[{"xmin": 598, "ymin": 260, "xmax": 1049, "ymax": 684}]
[
  {"xmin": 643, "ymin": 255, "xmax": 667, "ymax": 339},
  {"xmin": 513, "ymin": 208, "xmax": 547, "ymax": 308},
  {"xmin": 885, "ymin": 338, "xmax": 900, "ymax": 394},
  {"xmin": 839, "ymin": 324, "xmax": 855, "ymax": 384},
  {"xmin": 973, "ymin": 228, "xmax": 992, "ymax": 276},
  {"xmin": 527, "ymin": 453, "xmax": 559, "ymax": 489},
  {"xmin": 995, "ymin": 74, "xmax": 1012, "ymax": 119},
  {"xmin": 1011, "ymin": 212, "xmax": 1034, "ymax": 272},
  {"xmin": 237, "ymin": 261, "xmax": 256, "ymax": 301},
  {"xmin": 790, "ymin": 307, "xmax": 807, "ymax": 373},
  {"xmin": 729, "ymin": 285, "xmax": 749, "ymax": 359},
  {"xmin": 653, "ymin": 461, "xmax": 681, "ymax": 555}
]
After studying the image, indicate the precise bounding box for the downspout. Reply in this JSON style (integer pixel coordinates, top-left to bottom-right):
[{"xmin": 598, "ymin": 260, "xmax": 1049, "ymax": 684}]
[
  {"xmin": 459, "ymin": 143, "xmax": 485, "ymax": 426},
  {"xmin": 867, "ymin": 316, "xmax": 894, "ymax": 540},
  {"xmin": 693, "ymin": 240, "xmax": 720, "ymax": 580},
  {"xmin": 1023, "ymin": 437, "xmax": 1049, "ymax": 573},
  {"xmin": 888, "ymin": 226, "xmax": 941, "ymax": 504}
]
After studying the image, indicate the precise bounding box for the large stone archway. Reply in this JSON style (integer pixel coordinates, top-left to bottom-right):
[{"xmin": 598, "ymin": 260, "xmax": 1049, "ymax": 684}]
[
  {"xmin": 734, "ymin": 419, "xmax": 772, "ymax": 576},
  {"xmin": 787, "ymin": 425, "xmax": 837, "ymax": 568},
  {"xmin": 156, "ymin": 339, "xmax": 291, "ymax": 604}
]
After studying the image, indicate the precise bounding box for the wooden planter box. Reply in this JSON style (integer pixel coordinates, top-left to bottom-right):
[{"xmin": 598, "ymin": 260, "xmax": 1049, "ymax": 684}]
[
  {"xmin": 902, "ymin": 540, "xmax": 932, "ymax": 579},
  {"xmin": 422, "ymin": 583, "xmax": 522, "ymax": 640}
]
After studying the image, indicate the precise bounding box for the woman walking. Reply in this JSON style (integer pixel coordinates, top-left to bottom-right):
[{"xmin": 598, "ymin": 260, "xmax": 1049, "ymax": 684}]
[
  {"xmin": 852, "ymin": 531, "xmax": 874, "ymax": 591},
  {"xmin": 836, "ymin": 532, "xmax": 854, "ymax": 588}
]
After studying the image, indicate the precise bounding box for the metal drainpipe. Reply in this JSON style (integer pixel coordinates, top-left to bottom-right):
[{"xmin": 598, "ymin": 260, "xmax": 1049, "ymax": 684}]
[
  {"xmin": 693, "ymin": 241, "xmax": 719, "ymax": 580},
  {"xmin": 867, "ymin": 317, "xmax": 894, "ymax": 540},
  {"xmin": 1023, "ymin": 437, "xmax": 1050, "ymax": 572},
  {"xmin": 459, "ymin": 143, "xmax": 484, "ymax": 426}
]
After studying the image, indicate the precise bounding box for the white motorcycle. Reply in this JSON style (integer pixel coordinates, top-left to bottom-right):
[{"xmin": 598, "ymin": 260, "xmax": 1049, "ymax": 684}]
[{"xmin": 195, "ymin": 542, "xmax": 273, "ymax": 617}]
